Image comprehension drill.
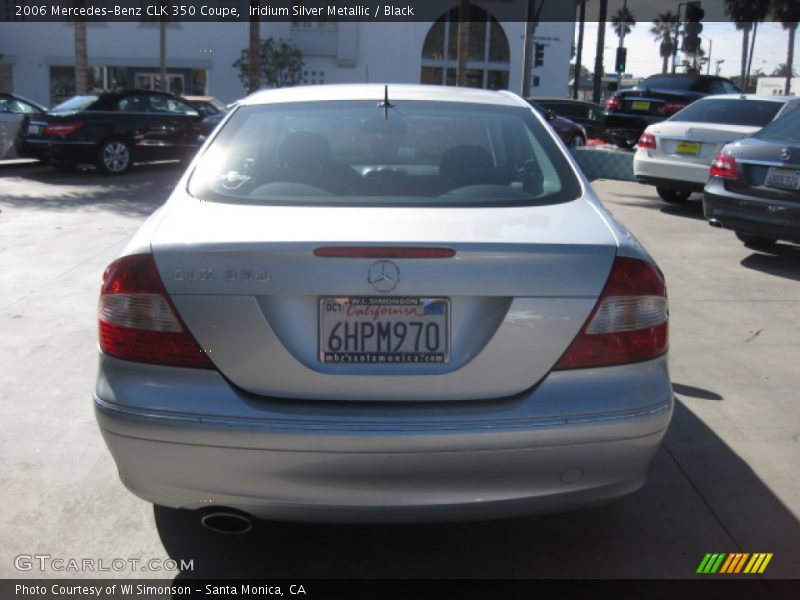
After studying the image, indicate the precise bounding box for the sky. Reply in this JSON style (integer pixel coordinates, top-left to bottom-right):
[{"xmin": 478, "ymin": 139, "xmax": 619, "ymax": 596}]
[{"xmin": 574, "ymin": 20, "xmax": 795, "ymax": 80}]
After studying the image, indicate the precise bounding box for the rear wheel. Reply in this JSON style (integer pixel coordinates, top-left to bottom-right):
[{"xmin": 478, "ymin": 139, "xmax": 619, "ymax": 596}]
[
  {"xmin": 569, "ymin": 135, "xmax": 586, "ymax": 148},
  {"xmin": 656, "ymin": 187, "xmax": 691, "ymax": 204},
  {"xmin": 735, "ymin": 232, "xmax": 777, "ymax": 251},
  {"xmin": 97, "ymin": 138, "xmax": 132, "ymax": 175}
]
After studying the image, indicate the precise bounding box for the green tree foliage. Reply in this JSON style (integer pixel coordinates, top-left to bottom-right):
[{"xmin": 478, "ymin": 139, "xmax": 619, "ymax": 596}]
[{"xmin": 233, "ymin": 38, "xmax": 304, "ymax": 90}]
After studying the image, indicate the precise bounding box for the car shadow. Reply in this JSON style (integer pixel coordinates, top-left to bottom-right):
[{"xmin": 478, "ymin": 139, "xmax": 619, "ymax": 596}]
[
  {"xmin": 153, "ymin": 400, "xmax": 800, "ymax": 580},
  {"xmin": 672, "ymin": 383, "xmax": 723, "ymax": 401},
  {"xmin": 0, "ymin": 161, "xmax": 184, "ymax": 217},
  {"xmin": 740, "ymin": 245, "xmax": 800, "ymax": 282}
]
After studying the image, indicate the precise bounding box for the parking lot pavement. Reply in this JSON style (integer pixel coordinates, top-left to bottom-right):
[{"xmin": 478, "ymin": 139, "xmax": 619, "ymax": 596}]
[{"xmin": 1, "ymin": 166, "xmax": 798, "ymax": 582}]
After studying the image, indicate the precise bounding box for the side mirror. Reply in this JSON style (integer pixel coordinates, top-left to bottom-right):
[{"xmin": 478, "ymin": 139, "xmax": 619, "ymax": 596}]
[{"xmin": 546, "ymin": 109, "xmax": 557, "ymax": 121}]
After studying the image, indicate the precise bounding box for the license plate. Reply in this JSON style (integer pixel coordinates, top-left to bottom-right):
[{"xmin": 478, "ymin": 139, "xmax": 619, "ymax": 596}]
[
  {"xmin": 319, "ymin": 296, "xmax": 449, "ymax": 364},
  {"xmin": 631, "ymin": 101, "xmax": 650, "ymax": 111},
  {"xmin": 27, "ymin": 124, "xmax": 41, "ymax": 135},
  {"xmin": 676, "ymin": 141, "xmax": 701, "ymax": 156},
  {"xmin": 765, "ymin": 167, "xmax": 800, "ymax": 191}
]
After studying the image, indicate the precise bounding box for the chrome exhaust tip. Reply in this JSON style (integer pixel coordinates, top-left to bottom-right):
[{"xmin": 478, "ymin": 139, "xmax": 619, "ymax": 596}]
[{"xmin": 200, "ymin": 511, "xmax": 253, "ymax": 535}]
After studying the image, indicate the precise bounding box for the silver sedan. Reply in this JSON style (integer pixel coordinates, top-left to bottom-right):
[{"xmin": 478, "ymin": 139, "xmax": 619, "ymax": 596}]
[{"xmin": 94, "ymin": 84, "xmax": 673, "ymax": 527}]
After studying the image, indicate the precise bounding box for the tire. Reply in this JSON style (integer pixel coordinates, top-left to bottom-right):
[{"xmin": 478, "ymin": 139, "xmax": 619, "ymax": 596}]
[
  {"xmin": 735, "ymin": 232, "xmax": 777, "ymax": 251},
  {"xmin": 656, "ymin": 187, "xmax": 691, "ymax": 203},
  {"xmin": 569, "ymin": 135, "xmax": 586, "ymax": 148},
  {"xmin": 96, "ymin": 138, "xmax": 132, "ymax": 175}
]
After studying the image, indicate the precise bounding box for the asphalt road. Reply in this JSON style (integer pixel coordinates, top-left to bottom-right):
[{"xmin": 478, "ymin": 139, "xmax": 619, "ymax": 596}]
[{"xmin": 1, "ymin": 163, "xmax": 799, "ymax": 583}]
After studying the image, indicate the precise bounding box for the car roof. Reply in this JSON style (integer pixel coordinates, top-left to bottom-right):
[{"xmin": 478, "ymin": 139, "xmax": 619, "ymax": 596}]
[
  {"xmin": 696, "ymin": 93, "xmax": 800, "ymax": 104},
  {"xmin": 530, "ymin": 97, "xmax": 601, "ymax": 105},
  {"xmin": 242, "ymin": 84, "xmax": 528, "ymax": 108},
  {"xmin": 183, "ymin": 95, "xmax": 217, "ymax": 102},
  {"xmin": 0, "ymin": 92, "xmax": 48, "ymax": 111}
]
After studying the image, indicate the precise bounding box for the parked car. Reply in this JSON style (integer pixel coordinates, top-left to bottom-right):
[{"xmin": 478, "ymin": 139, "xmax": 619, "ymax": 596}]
[
  {"xmin": 634, "ymin": 94, "xmax": 800, "ymax": 203},
  {"xmin": 0, "ymin": 92, "xmax": 47, "ymax": 160},
  {"xmin": 16, "ymin": 89, "xmax": 204, "ymax": 174},
  {"xmin": 704, "ymin": 105, "xmax": 800, "ymax": 250},
  {"xmin": 182, "ymin": 95, "xmax": 228, "ymax": 117},
  {"xmin": 94, "ymin": 84, "xmax": 672, "ymax": 526},
  {"xmin": 527, "ymin": 99, "xmax": 587, "ymax": 147},
  {"xmin": 532, "ymin": 97, "xmax": 606, "ymax": 141},
  {"xmin": 604, "ymin": 74, "xmax": 742, "ymax": 149}
]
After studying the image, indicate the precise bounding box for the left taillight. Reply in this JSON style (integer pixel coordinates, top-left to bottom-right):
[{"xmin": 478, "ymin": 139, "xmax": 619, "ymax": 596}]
[
  {"xmin": 98, "ymin": 254, "xmax": 214, "ymax": 369},
  {"xmin": 710, "ymin": 153, "xmax": 738, "ymax": 179},
  {"xmin": 43, "ymin": 122, "xmax": 84, "ymax": 136},
  {"xmin": 638, "ymin": 132, "xmax": 657, "ymax": 150},
  {"xmin": 658, "ymin": 102, "xmax": 688, "ymax": 116}
]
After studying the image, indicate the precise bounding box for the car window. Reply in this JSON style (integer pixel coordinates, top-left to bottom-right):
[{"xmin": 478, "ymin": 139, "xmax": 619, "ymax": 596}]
[
  {"xmin": 709, "ymin": 81, "xmax": 726, "ymax": 94},
  {"xmin": 117, "ymin": 95, "xmax": 148, "ymax": 112},
  {"xmin": 148, "ymin": 95, "xmax": 200, "ymax": 116},
  {"xmin": 722, "ymin": 81, "xmax": 741, "ymax": 94},
  {"xmin": 0, "ymin": 98, "xmax": 40, "ymax": 114},
  {"xmin": 754, "ymin": 105, "xmax": 800, "ymax": 142},
  {"xmin": 669, "ymin": 99, "xmax": 784, "ymax": 127},
  {"xmin": 188, "ymin": 101, "xmax": 581, "ymax": 207},
  {"xmin": 640, "ymin": 76, "xmax": 697, "ymax": 91}
]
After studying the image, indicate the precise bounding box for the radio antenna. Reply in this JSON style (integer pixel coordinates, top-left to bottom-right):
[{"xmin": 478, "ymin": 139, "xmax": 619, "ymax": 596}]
[{"xmin": 378, "ymin": 84, "xmax": 394, "ymax": 119}]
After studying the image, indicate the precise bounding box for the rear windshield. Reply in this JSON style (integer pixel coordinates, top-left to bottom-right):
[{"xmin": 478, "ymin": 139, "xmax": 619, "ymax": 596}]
[
  {"xmin": 754, "ymin": 106, "xmax": 800, "ymax": 142},
  {"xmin": 188, "ymin": 100, "xmax": 581, "ymax": 207},
  {"xmin": 640, "ymin": 76, "xmax": 706, "ymax": 92},
  {"xmin": 50, "ymin": 96, "xmax": 98, "ymax": 112},
  {"xmin": 669, "ymin": 99, "xmax": 783, "ymax": 127}
]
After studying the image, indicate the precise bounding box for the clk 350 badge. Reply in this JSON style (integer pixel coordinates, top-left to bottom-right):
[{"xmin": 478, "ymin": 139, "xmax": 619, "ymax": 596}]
[{"xmin": 173, "ymin": 269, "xmax": 270, "ymax": 282}]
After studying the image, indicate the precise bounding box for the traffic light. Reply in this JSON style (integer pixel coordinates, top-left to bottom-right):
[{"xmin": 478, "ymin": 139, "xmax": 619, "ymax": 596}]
[
  {"xmin": 615, "ymin": 47, "xmax": 627, "ymax": 73},
  {"xmin": 534, "ymin": 43, "xmax": 545, "ymax": 68},
  {"xmin": 682, "ymin": 1, "xmax": 704, "ymax": 54}
]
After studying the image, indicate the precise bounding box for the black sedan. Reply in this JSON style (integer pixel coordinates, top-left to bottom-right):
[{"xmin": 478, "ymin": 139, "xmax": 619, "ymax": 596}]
[
  {"xmin": 531, "ymin": 97, "xmax": 606, "ymax": 141},
  {"xmin": 0, "ymin": 92, "xmax": 47, "ymax": 160},
  {"xmin": 704, "ymin": 106, "xmax": 800, "ymax": 250},
  {"xmin": 604, "ymin": 74, "xmax": 741, "ymax": 148},
  {"xmin": 16, "ymin": 90, "xmax": 204, "ymax": 174}
]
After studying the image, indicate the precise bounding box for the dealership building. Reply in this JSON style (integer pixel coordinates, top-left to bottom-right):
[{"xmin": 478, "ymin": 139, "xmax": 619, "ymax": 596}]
[{"xmin": 0, "ymin": 1, "xmax": 577, "ymax": 107}]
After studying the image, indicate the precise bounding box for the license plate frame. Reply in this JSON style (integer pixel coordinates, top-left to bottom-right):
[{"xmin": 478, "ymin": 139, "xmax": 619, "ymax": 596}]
[
  {"xmin": 765, "ymin": 167, "xmax": 800, "ymax": 191},
  {"xmin": 676, "ymin": 141, "xmax": 701, "ymax": 156},
  {"xmin": 27, "ymin": 124, "xmax": 42, "ymax": 135},
  {"xmin": 631, "ymin": 100, "xmax": 651, "ymax": 111},
  {"xmin": 319, "ymin": 296, "xmax": 450, "ymax": 365}
]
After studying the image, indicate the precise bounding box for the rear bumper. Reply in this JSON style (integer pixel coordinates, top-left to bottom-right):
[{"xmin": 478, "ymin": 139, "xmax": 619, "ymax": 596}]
[
  {"xmin": 703, "ymin": 179, "xmax": 800, "ymax": 243},
  {"xmin": 15, "ymin": 138, "xmax": 96, "ymax": 164},
  {"xmin": 95, "ymin": 354, "xmax": 673, "ymax": 522},
  {"xmin": 603, "ymin": 114, "xmax": 663, "ymax": 140},
  {"xmin": 634, "ymin": 151, "xmax": 710, "ymax": 191}
]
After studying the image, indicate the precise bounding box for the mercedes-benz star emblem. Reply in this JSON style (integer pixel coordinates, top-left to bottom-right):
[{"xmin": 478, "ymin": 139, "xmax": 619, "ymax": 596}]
[
  {"xmin": 781, "ymin": 148, "xmax": 791, "ymax": 161},
  {"xmin": 367, "ymin": 260, "xmax": 400, "ymax": 293}
]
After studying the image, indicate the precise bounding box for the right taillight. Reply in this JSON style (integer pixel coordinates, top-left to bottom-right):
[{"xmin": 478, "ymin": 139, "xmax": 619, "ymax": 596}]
[
  {"xmin": 605, "ymin": 96, "xmax": 622, "ymax": 110},
  {"xmin": 638, "ymin": 132, "xmax": 657, "ymax": 149},
  {"xmin": 554, "ymin": 256, "xmax": 668, "ymax": 370},
  {"xmin": 43, "ymin": 122, "xmax": 84, "ymax": 136},
  {"xmin": 98, "ymin": 254, "xmax": 214, "ymax": 369},
  {"xmin": 710, "ymin": 153, "xmax": 738, "ymax": 179}
]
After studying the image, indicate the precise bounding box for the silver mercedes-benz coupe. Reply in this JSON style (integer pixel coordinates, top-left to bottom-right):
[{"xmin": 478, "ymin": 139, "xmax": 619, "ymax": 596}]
[{"xmin": 95, "ymin": 84, "xmax": 673, "ymax": 525}]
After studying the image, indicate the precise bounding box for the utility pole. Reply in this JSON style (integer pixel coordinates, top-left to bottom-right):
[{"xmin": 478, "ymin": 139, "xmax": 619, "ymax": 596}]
[
  {"xmin": 573, "ymin": 1, "xmax": 586, "ymax": 100},
  {"xmin": 521, "ymin": 0, "xmax": 534, "ymax": 97},
  {"xmin": 617, "ymin": 0, "xmax": 628, "ymax": 91},
  {"xmin": 672, "ymin": 2, "xmax": 685, "ymax": 74}
]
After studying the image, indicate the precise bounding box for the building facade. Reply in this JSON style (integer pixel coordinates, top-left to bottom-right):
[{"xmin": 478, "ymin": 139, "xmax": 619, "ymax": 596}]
[{"xmin": 0, "ymin": 3, "xmax": 575, "ymax": 107}]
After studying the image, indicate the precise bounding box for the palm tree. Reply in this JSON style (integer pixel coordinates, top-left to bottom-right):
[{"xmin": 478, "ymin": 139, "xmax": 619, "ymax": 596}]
[
  {"xmin": 771, "ymin": 0, "xmax": 800, "ymax": 96},
  {"xmin": 593, "ymin": 0, "xmax": 608, "ymax": 103},
  {"xmin": 248, "ymin": 0, "xmax": 261, "ymax": 93},
  {"xmin": 725, "ymin": 0, "xmax": 771, "ymax": 84},
  {"xmin": 650, "ymin": 11, "xmax": 678, "ymax": 74},
  {"xmin": 73, "ymin": 2, "xmax": 88, "ymax": 95},
  {"xmin": 771, "ymin": 63, "xmax": 797, "ymax": 77},
  {"xmin": 611, "ymin": 5, "xmax": 636, "ymax": 41},
  {"xmin": 573, "ymin": 1, "xmax": 586, "ymax": 99}
]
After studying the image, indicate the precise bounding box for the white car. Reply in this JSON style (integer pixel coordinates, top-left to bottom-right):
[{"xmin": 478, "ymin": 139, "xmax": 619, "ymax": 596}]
[{"xmin": 633, "ymin": 94, "xmax": 800, "ymax": 203}]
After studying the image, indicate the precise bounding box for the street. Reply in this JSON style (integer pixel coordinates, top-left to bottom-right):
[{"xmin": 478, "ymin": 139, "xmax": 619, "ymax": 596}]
[{"xmin": 1, "ymin": 163, "xmax": 799, "ymax": 581}]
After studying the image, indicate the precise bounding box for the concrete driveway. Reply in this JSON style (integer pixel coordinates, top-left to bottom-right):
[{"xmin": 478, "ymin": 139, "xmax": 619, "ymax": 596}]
[{"xmin": 1, "ymin": 164, "xmax": 798, "ymax": 583}]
